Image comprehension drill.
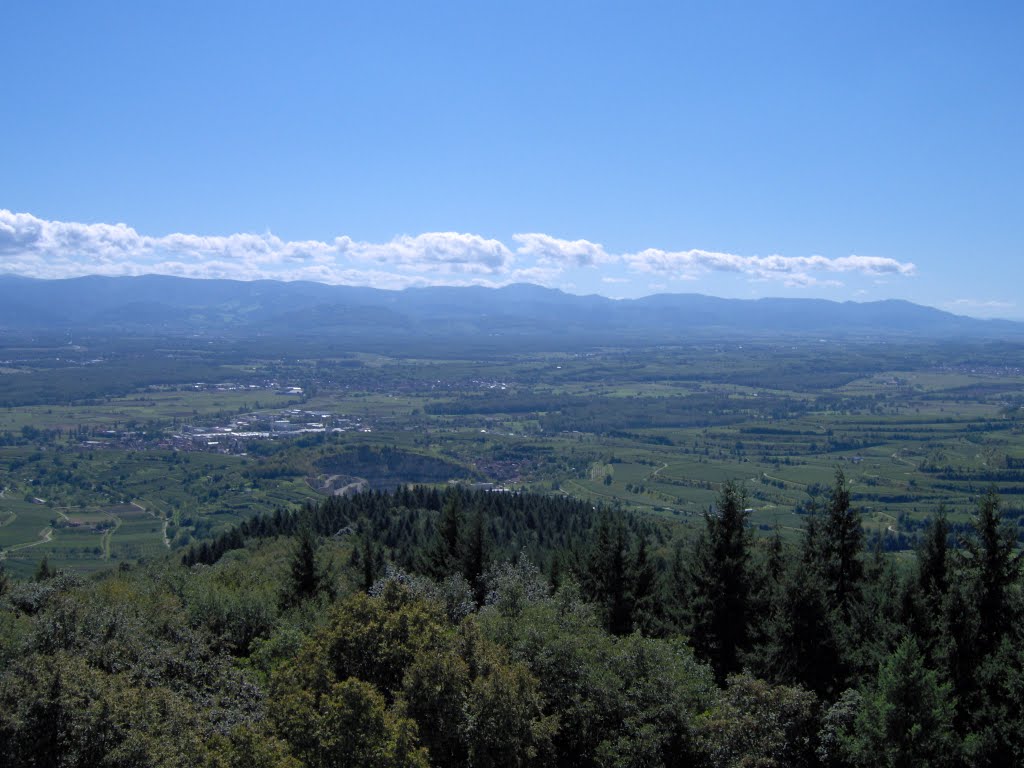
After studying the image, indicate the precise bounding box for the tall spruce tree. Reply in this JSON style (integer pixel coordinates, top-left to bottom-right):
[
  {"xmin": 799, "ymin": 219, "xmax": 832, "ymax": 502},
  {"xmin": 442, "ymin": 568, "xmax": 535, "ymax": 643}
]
[
  {"xmin": 286, "ymin": 523, "xmax": 325, "ymax": 605},
  {"xmin": 762, "ymin": 560, "xmax": 842, "ymax": 698},
  {"xmin": 852, "ymin": 535, "xmax": 904, "ymax": 687},
  {"xmin": 963, "ymin": 488, "xmax": 1022, "ymax": 652},
  {"xmin": 820, "ymin": 469, "xmax": 864, "ymax": 617},
  {"xmin": 629, "ymin": 536, "xmax": 659, "ymax": 635},
  {"xmin": 848, "ymin": 637, "xmax": 958, "ymax": 768},
  {"xmin": 906, "ymin": 508, "xmax": 951, "ymax": 658},
  {"xmin": 686, "ymin": 480, "xmax": 753, "ymax": 681},
  {"xmin": 462, "ymin": 508, "xmax": 489, "ymax": 605},
  {"xmin": 585, "ymin": 513, "xmax": 632, "ymax": 635},
  {"xmin": 360, "ymin": 531, "xmax": 377, "ymax": 593},
  {"xmin": 34, "ymin": 555, "xmax": 55, "ymax": 582},
  {"xmin": 944, "ymin": 488, "xmax": 1024, "ymax": 759},
  {"xmin": 425, "ymin": 489, "xmax": 463, "ymax": 579},
  {"xmin": 917, "ymin": 508, "xmax": 951, "ymax": 605}
]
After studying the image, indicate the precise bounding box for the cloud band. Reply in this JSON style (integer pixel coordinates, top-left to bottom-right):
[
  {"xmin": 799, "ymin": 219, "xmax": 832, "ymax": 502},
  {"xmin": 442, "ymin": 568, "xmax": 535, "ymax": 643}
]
[{"xmin": 0, "ymin": 210, "xmax": 916, "ymax": 290}]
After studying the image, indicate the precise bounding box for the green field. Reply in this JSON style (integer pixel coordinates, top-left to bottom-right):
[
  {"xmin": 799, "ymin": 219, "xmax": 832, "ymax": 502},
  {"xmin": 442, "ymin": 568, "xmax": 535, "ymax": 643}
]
[{"xmin": 3, "ymin": 338, "xmax": 1024, "ymax": 573}]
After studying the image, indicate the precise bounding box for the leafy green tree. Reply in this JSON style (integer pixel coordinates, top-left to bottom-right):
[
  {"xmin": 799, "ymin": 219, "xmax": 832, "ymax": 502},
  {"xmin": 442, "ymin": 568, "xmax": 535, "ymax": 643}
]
[
  {"xmin": 816, "ymin": 689, "xmax": 863, "ymax": 768},
  {"xmin": 697, "ymin": 673, "xmax": 819, "ymax": 768},
  {"xmin": 595, "ymin": 633, "xmax": 717, "ymax": 767},
  {"xmin": 203, "ymin": 726, "xmax": 302, "ymax": 768},
  {"xmin": 273, "ymin": 671, "xmax": 428, "ymax": 768},
  {"xmin": 310, "ymin": 678, "xmax": 428, "ymax": 768},
  {"xmin": 478, "ymin": 572, "xmax": 715, "ymax": 767},
  {"xmin": 0, "ymin": 651, "xmax": 208, "ymax": 767},
  {"xmin": 347, "ymin": 583, "xmax": 438, "ymax": 672},
  {"xmin": 402, "ymin": 644, "xmax": 471, "ymax": 767},
  {"xmin": 463, "ymin": 646, "xmax": 557, "ymax": 768}
]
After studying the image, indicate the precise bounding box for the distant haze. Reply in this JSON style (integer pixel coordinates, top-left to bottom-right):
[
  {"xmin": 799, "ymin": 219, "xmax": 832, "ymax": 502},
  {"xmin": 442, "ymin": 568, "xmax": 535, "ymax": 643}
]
[{"xmin": 0, "ymin": 274, "xmax": 1019, "ymax": 346}]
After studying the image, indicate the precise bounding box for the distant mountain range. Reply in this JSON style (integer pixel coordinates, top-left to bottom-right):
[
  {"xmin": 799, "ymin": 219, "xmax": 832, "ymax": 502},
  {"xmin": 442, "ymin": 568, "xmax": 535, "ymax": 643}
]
[{"xmin": 0, "ymin": 274, "xmax": 1019, "ymax": 343}]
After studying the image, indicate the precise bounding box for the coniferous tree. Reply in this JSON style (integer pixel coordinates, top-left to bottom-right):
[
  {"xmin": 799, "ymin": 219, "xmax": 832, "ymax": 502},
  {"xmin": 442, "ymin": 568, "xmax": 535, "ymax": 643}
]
[
  {"xmin": 686, "ymin": 480, "xmax": 753, "ymax": 680},
  {"xmin": 963, "ymin": 488, "xmax": 1022, "ymax": 653},
  {"xmin": 851, "ymin": 536, "xmax": 903, "ymax": 686},
  {"xmin": 905, "ymin": 509, "xmax": 951, "ymax": 659},
  {"xmin": 425, "ymin": 490, "xmax": 463, "ymax": 579},
  {"xmin": 548, "ymin": 554, "xmax": 562, "ymax": 594},
  {"xmin": 361, "ymin": 532, "xmax": 377, "ymax": 593},
  {"xmin": 819, "ymin": 469, "xmax": 864, "ymax": 618},
  {"xmin": 917, "ymin": 508, "xmax": 950, "ymax": 605},
  {"xmin": 34, "ymin": 555, "xmax": 54, "ymax": 581},
  {"xmin": 762, "ymin": 560, "xmax": 842, "ymax": 698},
  {"xmin": 746, "ymin": 524, "xmax": 787, "ymax": 659},
  {"xmin": 938, "ymin": 579, "xmax": 981, "ymax": 736},
  {"xmin": 765, "ymin": 522, "xmax": 786, "ymax": 586},
  {"xmin": 846, "ymin": 637, "xmax": 957, "ymax": 768},
  {"xmin": 629, "ymin": 536, "xmax": 659, "ymax": 635},
  {"xmin": 584, "ymin": 513, "xmax": 632, "ymax": 635},
  {"xmin": 794, "ymin": 470, "xmax": 865, "ymax": 690},
  {"xmin": 945, "ymin": 488, "xmax": 1024, "ymax": 759},
  {"xmin": 286, "ymin": 523, "xmax": 324, "ymax": 605},
  {"xmin": 463, "ymin": 509, "xmax": 489, "ymax": 605},
  {"xmin": 667, "ymin": 542, "xmax": 688, "ymax": 631}
]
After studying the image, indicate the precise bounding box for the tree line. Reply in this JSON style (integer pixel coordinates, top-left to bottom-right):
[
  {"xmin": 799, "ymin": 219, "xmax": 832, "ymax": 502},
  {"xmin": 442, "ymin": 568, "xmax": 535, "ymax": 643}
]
[{"xmin": 2, "ymin": 472, "xmax": 1024, "ymax": 766}]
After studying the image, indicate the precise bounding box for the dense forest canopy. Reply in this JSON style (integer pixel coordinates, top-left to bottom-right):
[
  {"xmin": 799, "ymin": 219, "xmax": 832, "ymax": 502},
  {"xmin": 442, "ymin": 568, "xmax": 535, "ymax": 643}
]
[{"xmin": 2, "ymin": 476, "xmax": 1023, "ymax": 767}]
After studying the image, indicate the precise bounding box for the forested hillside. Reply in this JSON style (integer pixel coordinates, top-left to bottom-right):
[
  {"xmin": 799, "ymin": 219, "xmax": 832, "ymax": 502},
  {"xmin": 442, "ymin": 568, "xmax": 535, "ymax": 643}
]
[{"xmin": 2, "ymin": 476, "xmax": 1022, "ymax": 767}]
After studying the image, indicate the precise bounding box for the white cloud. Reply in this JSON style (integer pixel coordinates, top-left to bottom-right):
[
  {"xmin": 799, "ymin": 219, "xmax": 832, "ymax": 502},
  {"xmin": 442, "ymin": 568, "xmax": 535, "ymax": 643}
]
[
  {"xmin": 338, "ymin": 232, "xmax": 514, "ymax": 273},
  {"xmin": 0, "ymin": 210, "xmax": 919, "ymax": 292},
  {"xmin": 622, "ymin": 247, "xmax": 915, "ymax": 285},
  {"xmin": 512, "ymin": 233, "xmax": 612, "ymax": 266},
  {"xmin": 830, "ymin": 255, "xmax": 915, "ymax": 275},
  {"xmin": 0, "ymin": 210, "xmax": 517, "ymax": 284}
]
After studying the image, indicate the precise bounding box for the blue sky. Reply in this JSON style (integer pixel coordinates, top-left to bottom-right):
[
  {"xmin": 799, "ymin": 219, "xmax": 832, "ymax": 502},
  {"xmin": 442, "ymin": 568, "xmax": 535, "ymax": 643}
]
[{"xmin": 2, "ymin": 1, "xmax": 1021, "ymax": 316}]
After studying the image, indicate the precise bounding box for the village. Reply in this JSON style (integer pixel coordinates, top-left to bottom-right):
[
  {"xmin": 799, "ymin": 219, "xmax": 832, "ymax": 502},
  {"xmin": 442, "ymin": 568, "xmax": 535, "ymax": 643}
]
[{"xmin": 71, "ymin": 381, "xmax": 377, "ymax": 455}]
